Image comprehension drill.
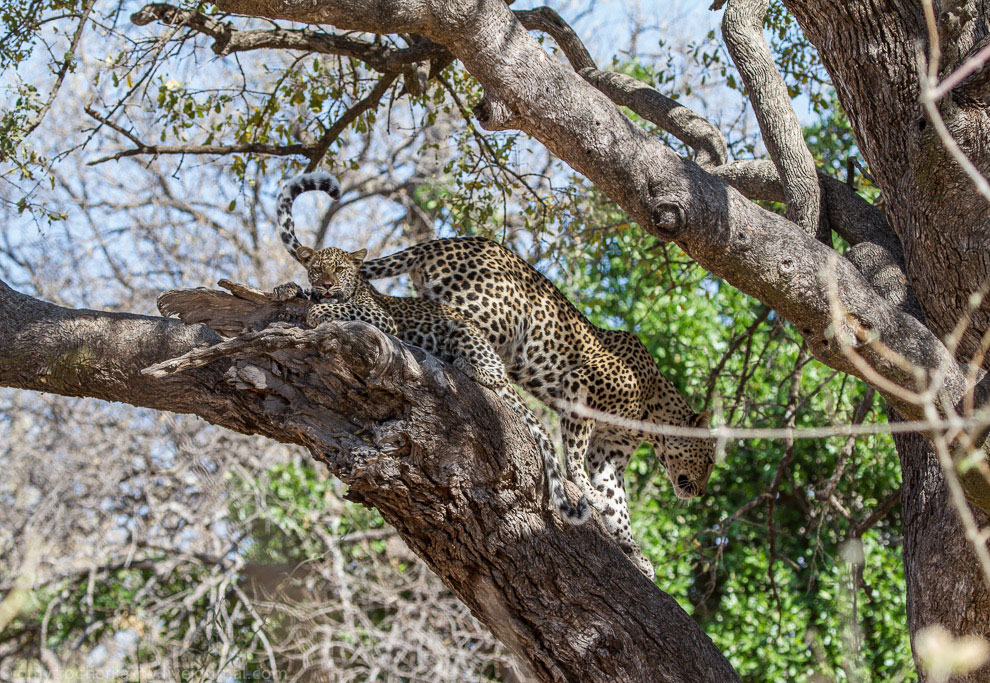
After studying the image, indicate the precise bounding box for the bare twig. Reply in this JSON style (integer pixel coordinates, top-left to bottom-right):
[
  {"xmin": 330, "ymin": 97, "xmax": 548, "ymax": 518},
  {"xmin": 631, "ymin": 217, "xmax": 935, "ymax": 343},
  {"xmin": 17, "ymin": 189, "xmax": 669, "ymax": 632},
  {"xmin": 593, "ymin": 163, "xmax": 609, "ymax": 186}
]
[
  {"xmin": 85, "ymin": 103, "xmax": 315, "ymax": 164},
  {"xmin": 556, "ymin": 398, "xmax": 984, "ymax": 441},
  {"xmin": 767, "ymin": 346, "xmax": 808, "ymax": 624},
  {"xmin": 851, "ymin": 490, "xmax": 901, "ymax": 538},
  {"xmin": 20, "ymin": 0, "xmax": 97, "ymax": 141},
  {"xmin": 930, "ymin": 39, "xmax": 990, "ymax": 100},
  {"xmin": 304, "ymin": 72, "xmax": 401, "ymax": 172},
  {"xmin": 819, "ymin": 387, "xmax": 876, "ymax": 501},
  {"xmin": 704, "ymin": 306, "xmax": 771, "ymax": 407}
]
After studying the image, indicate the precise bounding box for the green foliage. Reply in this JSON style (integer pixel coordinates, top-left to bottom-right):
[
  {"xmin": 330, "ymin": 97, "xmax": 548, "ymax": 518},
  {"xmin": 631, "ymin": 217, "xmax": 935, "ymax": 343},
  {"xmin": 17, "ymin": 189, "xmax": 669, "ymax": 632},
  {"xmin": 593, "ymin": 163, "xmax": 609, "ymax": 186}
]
[
  {"xmin": 0, "ymin": 0, "xmax": 81, "ymax": 71},
  {"xmin": 229, "ymin": 460, "xmax": 388, "ymax": 565},
  {"xmin": 765, "ymin": 0, "xmax": 832, "ymax": 113}
]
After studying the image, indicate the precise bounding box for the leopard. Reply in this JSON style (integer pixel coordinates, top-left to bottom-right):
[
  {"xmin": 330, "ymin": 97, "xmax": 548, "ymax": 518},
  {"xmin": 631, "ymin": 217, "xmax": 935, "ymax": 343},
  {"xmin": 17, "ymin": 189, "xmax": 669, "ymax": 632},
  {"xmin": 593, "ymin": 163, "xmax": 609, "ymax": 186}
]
[
  {"xmin": 274, "ymin": 176, "xmax": 589, "ymax": 526},
  {"xmin": 278, "ymin": 174, "xmax": 714, "ymax": 579},
  {"xmin": 359, "ymin": 239, "xmax": 714, "ymax": 578}
]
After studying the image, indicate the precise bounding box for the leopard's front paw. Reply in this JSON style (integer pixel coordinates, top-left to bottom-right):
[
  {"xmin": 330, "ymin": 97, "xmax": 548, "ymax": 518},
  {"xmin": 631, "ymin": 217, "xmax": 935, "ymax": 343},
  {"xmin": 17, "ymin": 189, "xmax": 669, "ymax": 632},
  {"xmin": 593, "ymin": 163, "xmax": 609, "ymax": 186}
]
[
  {"xmin": 273, "ymin": 282, "xmax": 304, "ymax": 302},
  {"xmin": 305, "ymin": 306, "xmax": 329, "ymax": 328},
  {"xmin": 630, "ymin": 551, "xmax": 655, "ymax": 581}
]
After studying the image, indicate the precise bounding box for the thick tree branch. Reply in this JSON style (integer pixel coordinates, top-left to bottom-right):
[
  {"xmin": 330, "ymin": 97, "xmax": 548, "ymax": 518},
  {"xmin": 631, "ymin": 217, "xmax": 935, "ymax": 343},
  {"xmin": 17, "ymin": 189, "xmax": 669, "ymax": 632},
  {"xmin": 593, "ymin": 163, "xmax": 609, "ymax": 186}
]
[
  {"xmin": 133, "ymin": 3, "xmax": 727, "ymax": 169},
  {"xmin": 722, "ymin": 0, "xmax": 823, "ymax": 237},
  {"xmin": 0, "ymin": 279, "xmax": 740, "ymax": 682},
  {"xmin": 710, "ymin": 160, "xmax": 898, "ymax": 254},
  {"xmin": 710, "ymin": 159, "xmax": 920, "ymax": 316},
  {"xmin": 131, "ymin": 3, "xmax": 447, "ymax": 70}
]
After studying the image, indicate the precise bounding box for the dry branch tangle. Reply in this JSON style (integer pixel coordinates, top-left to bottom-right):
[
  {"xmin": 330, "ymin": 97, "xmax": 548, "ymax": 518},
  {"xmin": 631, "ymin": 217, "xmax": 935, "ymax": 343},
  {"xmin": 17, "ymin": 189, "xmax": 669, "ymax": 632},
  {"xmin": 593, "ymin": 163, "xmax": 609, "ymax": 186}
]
[{"xmin": 0, "ymin": 279, "xmax": 740, "ymax": 681}]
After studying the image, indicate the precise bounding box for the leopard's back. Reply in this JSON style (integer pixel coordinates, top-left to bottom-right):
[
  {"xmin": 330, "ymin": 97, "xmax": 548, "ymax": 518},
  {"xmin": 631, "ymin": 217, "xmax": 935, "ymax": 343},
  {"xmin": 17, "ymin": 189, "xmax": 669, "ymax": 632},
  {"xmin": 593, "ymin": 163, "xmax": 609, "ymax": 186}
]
[
  {"xmin": 362, "ymin": 238, "xmax": 666, "ymax": 413},
  {"xmin": 361, "ymin": 236, "xmax": 714, "ymax": 503}
]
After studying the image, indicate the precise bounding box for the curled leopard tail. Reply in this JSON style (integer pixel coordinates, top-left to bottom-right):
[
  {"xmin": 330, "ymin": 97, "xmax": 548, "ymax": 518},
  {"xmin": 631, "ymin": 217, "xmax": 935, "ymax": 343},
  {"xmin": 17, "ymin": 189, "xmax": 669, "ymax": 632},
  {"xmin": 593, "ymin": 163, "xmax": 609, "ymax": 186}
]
[
  {"xmin": 277, "ymin": 172, "xmax": 341, "ymax": 263},
  {"xmin": 497, "ymin": 386, "xmax": 590, "ymax": 526}
]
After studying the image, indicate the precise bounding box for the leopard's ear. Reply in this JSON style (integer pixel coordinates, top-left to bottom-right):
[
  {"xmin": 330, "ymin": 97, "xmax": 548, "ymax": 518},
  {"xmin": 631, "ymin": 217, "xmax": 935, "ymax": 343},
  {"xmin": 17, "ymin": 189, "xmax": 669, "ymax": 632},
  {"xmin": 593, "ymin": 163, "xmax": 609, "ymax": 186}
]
[
  {"xmin": 296, "ymin": 246, "xmax": 316, "ymax": 266},
  {"xmin": 348, "ymin": 248, "xmax": 368, "ymax": 264},
  {"xmin": 694, "ymin": 411, "xmax": 712, "ymax": 429}
]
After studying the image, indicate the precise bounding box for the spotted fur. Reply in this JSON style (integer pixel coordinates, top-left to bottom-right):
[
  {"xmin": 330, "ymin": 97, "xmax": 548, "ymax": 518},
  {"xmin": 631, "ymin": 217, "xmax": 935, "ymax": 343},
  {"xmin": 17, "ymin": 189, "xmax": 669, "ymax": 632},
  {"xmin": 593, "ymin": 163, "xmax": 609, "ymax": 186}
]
[
  {"xmin": 359, "ymin": 237, "xmax": 715, "ymax": 579},
  {"xmin": 274, "ymin": 181, "xmax": 589, "ymax": 525}
]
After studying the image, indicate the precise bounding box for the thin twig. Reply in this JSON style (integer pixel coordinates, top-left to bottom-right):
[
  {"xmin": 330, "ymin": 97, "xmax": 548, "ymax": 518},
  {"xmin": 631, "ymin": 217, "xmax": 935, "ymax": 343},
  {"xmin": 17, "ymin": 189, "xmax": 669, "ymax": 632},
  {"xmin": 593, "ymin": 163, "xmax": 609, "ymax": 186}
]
[
  {"xmin": 20, "ymin": 0, "xmax": 96, "ymax": 141},
  {"xmin": 704, "ymin": 307, "xmax": 771, "ymax": 407},
  {"xmin": 304, "ymin": 72, "xmax": 401, "ymax": 172},
  {"xmin": 851, "ymin": 490, "xmax": 901, "ymax": 538}
]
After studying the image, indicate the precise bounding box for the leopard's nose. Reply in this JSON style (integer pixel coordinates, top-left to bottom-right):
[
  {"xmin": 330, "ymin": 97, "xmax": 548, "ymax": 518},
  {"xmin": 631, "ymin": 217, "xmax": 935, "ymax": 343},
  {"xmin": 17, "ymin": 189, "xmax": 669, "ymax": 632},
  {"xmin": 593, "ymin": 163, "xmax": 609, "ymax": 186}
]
[{"xmin": 676, "ymin": 474, "xmax": 698, "ymax": 496}]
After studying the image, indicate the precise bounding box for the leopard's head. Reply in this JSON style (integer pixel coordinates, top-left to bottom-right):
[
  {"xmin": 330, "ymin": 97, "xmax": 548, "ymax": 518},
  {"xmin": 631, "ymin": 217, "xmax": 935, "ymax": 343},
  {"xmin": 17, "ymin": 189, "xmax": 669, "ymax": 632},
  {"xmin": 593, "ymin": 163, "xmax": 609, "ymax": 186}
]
[
  {"xmin": 295, "ymin": 246, "xmax": 368, "ymax": 302},
  {"xmin": 660, "ymin": 411, "xmax": 715, "ymax": 499}
]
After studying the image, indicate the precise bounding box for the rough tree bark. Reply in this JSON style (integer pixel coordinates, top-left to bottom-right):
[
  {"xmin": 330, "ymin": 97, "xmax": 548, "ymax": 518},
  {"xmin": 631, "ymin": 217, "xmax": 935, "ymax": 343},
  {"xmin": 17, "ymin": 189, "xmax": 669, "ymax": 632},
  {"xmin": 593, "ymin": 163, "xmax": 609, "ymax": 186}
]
[
  {"xmin": 0, "ymin": 279, "xmax": 740, "ymax": 682},
  {"xmin": 202, "ymin": 0, "xmax": 990, "ymax": 679},
  {"xmin": 8, "ymin": 0, "xmax": 990, "ymax": 678}
]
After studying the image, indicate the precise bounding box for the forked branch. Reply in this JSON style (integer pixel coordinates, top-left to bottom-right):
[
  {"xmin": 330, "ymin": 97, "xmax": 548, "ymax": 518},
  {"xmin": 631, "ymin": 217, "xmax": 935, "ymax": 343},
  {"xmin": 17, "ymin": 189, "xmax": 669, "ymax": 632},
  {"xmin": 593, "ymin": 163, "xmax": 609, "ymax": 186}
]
[{"xmin": 514, "ymin": 7, "xmax": 728, "ymax": 169}]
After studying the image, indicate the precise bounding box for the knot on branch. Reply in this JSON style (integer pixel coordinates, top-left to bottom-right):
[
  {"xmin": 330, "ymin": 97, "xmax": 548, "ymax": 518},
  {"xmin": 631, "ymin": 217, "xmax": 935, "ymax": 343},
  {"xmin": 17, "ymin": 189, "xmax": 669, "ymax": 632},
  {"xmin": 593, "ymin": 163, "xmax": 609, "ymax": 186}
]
[
  {"xmin": 650, "ymin": 201, "xmax": 686, "ymax": 239},
  {"xmin": 474, "ymin": 93, "xmax": 520, "ymax": 131}
]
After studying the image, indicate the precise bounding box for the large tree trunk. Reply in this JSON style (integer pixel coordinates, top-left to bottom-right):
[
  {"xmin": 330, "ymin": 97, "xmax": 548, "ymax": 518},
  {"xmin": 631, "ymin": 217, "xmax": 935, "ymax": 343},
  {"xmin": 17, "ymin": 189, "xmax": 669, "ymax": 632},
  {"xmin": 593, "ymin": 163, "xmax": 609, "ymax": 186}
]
[
  {"xmin": 784, "ymin": 2, "xmax": 990, "ymax": 675},
  {"xmin": 896, "ymin": 421, "xmax": 990, "ymax": 679},
  {"xmin": 0, "ymin": 279, "xmax": 740, "ymax": 682},
  {"xmin": 786, "ymin": 0, "xmax": 990, "ymax": 363}
]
